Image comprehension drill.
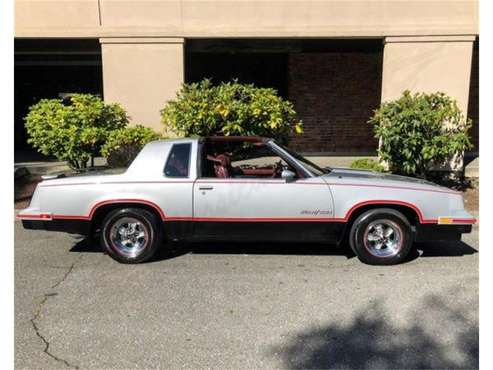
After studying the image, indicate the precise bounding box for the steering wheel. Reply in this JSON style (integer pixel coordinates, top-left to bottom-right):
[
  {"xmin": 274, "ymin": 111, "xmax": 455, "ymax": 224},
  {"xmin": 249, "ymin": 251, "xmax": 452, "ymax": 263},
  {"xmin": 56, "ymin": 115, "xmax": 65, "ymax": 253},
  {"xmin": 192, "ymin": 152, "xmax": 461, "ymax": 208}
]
[{"xmin": 272, "ymin": 161, "xmax": 284, "ymax": 178}]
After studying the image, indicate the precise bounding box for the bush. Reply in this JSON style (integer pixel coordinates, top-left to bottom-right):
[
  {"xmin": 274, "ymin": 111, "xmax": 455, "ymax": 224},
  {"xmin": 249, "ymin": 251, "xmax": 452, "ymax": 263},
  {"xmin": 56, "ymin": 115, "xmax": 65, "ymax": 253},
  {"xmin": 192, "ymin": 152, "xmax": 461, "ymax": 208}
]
[
  {"xmin": 160, "ymin": 79, "xmax": 303, "ymax": 142},
  {"xmin": 350, "ymin": 158, "xmax": 385, "ymax": 172},
  {"xmin": 25, "ymin": 94, "xmax": 128, "ymax": 170},
  {"xmin": 101, "ymin": 125, "xmax": 162, "ymax": 168},
  {"xmin": 369, "ymin": 91, "xmax": 472, "ymax": 178}
]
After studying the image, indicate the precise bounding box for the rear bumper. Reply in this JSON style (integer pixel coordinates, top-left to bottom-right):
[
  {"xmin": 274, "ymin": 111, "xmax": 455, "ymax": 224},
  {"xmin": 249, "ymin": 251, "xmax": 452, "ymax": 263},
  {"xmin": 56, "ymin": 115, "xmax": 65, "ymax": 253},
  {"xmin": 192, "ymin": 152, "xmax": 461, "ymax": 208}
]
[
  {"xmin": 21, "ymin": 219, "xmax": 91, "ymax": 235},
  {"xmin": 415, "ymin": 223, "xmax": 473, "ymax": 242}
]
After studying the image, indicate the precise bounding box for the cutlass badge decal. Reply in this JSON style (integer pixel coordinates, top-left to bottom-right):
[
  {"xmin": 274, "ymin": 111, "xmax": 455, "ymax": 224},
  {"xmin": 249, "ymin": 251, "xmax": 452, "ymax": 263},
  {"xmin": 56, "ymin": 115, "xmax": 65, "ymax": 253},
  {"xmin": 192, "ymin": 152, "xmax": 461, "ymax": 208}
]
[{"xmin": 300, "ymin": 210, "xmax": 332, "ymax": 216}]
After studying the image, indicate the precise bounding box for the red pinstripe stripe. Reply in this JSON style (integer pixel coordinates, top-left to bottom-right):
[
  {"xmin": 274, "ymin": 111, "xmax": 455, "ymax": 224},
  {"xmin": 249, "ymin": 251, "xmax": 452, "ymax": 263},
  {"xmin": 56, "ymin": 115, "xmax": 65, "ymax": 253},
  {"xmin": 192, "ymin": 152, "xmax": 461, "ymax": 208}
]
[
  {"xmin": 40, "ymin": 182, "xmax": 97, "ymax": 187},
  {"xmin": 326, "ymin": 183, "xmax": 461, "ymax": 195},
  {"xmin": 40, "ymin": 181, "xmax": 194, "ymax": 187},
  {"xmin": 18, "ymin": 199, "xmax": 476, "ymax": 225},
  {"xmin": 166, "ymin": 217, "xmax": 195, "ymax": 221},
  {"xmin": 342, "ymin": 200, "xmax": 431, "ymax": 223},
  {"xmin": 86, "ymin": 199, "xmax": 166, "ymax": 220},
  {"xmin": 39, "ymin": 179, "xmax": 461, "ymax": 195},
  {"xmin": 26, "ymin": 199, "xmax": 168, "ymax": 221},
  {"xmin": 450, "ymin": 218, "xmax": 477, "ymax": 224},
  {"xmin": 101, "ymin": 181, "xmax": 194, "ymax": 185},
  {"xmin": 195, "ymin": 180, "xmax": 460, "ymax": 195},
  {"xmin": 166, "ymin": 217, "xmax": 343, "ymax": 223},
  {"xmin": 41, "ymin": 180, "xmax": 325, "ymax": 187},
  {"xmin": 52, "ymin": 215, "xmax": 89, "ymax": 220},
  {"xmin": 16, "ymin": 213, "xmax": 52, "ymax": 220},
  {"xmin": 195, "ymin": 180, "xmax": 326, "ymax": 185}
]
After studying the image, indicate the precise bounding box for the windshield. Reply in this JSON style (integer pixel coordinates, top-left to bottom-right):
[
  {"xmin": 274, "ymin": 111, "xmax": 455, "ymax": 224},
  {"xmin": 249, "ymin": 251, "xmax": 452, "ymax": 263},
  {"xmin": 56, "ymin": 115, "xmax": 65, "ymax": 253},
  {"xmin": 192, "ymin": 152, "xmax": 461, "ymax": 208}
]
[{"xmin": 276, "ymin": 143, "xmax": 331, "ymax": 177}]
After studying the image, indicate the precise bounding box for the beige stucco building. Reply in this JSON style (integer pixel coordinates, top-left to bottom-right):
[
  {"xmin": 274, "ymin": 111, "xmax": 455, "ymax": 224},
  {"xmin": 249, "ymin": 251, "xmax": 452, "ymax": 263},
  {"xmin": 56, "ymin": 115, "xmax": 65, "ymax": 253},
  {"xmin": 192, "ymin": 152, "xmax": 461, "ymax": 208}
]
[{"xmin": 14, "ymin": 0, "xmax": 479, "ymax": 158}]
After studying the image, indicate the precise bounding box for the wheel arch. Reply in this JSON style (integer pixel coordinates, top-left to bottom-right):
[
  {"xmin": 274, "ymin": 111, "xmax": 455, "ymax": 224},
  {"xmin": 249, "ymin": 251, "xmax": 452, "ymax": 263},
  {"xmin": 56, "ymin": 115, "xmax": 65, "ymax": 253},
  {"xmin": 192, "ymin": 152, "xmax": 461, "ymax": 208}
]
[
  {"xmin": 89, "ymin": 199, "xmax": 165, "ymax": 234},
  {"xmin": 344, "ymin": 200, "xmax": 423, "ymax": 226},
  {"xmin": 338, "ymin": 200, "xmax": 422, "ymax": 246}
]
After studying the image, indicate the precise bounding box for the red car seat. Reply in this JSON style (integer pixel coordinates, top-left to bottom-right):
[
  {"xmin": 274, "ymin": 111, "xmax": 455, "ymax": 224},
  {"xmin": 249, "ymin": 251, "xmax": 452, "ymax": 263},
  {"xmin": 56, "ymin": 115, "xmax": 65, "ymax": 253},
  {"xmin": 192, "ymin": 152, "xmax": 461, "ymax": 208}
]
[{"xmin": 207, "ymin": 154, "xmax": 232, "ymax": 178}]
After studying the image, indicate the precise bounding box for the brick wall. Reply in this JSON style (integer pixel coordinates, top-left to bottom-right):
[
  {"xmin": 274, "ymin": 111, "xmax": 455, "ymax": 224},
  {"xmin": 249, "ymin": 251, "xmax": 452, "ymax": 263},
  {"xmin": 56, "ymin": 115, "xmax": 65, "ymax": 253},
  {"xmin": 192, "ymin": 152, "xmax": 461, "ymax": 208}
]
[
  {"xmin": 288, "ymin": 51, "xmax": 383, "ymax": 154},
  {"xmin": 467, "ymin": 39, "xmax": 479, "ymax": 154}
]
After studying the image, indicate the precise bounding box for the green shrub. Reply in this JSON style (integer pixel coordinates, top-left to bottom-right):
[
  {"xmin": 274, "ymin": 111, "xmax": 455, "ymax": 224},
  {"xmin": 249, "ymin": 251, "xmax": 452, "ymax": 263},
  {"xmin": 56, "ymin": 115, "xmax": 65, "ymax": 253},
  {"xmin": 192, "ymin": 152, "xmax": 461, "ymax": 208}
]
[
  {"xmin": 350, "ymin": 158, "xmax": 385, "ymax": 172},
  {"xmin": 101, "ymin": 125, "xmax": 162, "ymax": 168},
  {"xmin": 160, "ymin": 79, "xmax": 303, "ymax": 142},
  {"xmin": 25, "ymin": 94, "xmax": 128, "ymax": 170},
  {"xmin": 369, "ymin": 91, "xmax": 472, "ymax": 178}
]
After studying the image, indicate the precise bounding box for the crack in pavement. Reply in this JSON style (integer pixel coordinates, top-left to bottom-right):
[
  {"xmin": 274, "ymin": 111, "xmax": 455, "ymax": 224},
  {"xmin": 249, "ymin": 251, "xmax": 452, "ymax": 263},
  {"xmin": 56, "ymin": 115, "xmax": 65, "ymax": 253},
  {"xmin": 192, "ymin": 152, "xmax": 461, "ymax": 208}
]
[
  {"xmin": 51, "ymin": 262, "xmax": 76, "ymax": 289},
  {"xmin": 30, "ymin": 255, "xmax": 83, "ymax": 369}
]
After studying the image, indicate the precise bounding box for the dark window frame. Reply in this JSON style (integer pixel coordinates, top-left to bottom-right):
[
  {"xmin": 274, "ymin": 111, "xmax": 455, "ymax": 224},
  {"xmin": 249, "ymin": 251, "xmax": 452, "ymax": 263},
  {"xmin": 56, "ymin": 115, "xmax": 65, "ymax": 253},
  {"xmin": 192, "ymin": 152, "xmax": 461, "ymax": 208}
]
[
  {"xmin": 197, "ymin": 139, "xmax": 306, "ymax": 179},
  {"xmin": 164, "ymin": 143, "xmax": 192, "ymax": 178}
]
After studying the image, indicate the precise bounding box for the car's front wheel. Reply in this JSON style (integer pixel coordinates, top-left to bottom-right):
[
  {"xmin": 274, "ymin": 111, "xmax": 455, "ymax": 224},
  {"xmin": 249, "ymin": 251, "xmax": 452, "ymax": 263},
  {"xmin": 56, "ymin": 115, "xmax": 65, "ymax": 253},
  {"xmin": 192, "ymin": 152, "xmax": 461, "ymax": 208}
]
[
  {"xmin": 100, "ymin": 207, "xmax": 163, "ymax": 264},
  {"xmin": 349, "ymin": 208, "xmax": 413, "ymax": 265}
]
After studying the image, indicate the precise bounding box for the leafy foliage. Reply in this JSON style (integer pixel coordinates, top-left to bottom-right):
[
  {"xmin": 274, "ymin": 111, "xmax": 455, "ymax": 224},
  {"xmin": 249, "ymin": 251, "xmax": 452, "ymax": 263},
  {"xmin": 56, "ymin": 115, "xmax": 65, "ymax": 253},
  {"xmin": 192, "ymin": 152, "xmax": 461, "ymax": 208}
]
[
  {"xmin": 369, "ymin": 91, "xmax": 472, "ymax": 177},
  {"xmin": 101, "ymin": 125, "xmax": 162, "ymax": 168},
  {"xmin": 25, "ymin": 94, "xmax": 128, "ymax": 170},
  {"xmin": 350, "ymin": 158, "xmax": 385, "ymax": 172},
  {"xmin": 160, "ymin": 79, "xmax": 303, "ymax": 142}
]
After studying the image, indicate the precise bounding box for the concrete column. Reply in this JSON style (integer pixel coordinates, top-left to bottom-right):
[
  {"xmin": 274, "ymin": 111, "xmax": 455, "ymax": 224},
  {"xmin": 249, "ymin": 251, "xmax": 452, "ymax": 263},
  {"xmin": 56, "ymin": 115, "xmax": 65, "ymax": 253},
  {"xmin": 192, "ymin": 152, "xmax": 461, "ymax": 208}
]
[
  {"xmin": 100, "ymin": 37, "xmax": 184, "ymax": 132},
  {"xmin": 381, "ymin": 35, "xmax": 475, "ymax": 171}
]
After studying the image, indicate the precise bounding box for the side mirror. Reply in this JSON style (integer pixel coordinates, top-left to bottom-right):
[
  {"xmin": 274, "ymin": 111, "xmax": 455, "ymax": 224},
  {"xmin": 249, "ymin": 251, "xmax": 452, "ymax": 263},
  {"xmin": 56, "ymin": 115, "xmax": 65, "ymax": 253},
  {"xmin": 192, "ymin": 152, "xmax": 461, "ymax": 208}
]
[{"xmin": 281, "ymin": 169, "xmax": 296, "ymax": 182}]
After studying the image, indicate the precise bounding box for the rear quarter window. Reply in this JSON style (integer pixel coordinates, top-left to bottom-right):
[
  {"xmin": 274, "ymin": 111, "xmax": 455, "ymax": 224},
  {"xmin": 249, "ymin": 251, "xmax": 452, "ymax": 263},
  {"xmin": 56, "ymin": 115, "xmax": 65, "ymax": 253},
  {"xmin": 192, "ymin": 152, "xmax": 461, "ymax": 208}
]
[{"xmin": 164, "ymin": 143, "xmax": 191, "ymax": 178}]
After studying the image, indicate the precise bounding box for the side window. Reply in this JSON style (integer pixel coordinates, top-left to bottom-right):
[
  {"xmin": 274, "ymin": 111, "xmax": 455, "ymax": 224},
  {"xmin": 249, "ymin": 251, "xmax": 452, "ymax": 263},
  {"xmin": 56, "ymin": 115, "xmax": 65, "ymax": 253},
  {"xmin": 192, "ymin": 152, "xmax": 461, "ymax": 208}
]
[
  {"xmin": 203, "ymin": 141, "xmax": 295, "ymax": 179},
  {"xmin": 230, "ymin": 144, "xmax": 290, "ymax": 178},
  {"xmin": 164, "ymin": 143, "xmax": 191, "ymax": 178}
]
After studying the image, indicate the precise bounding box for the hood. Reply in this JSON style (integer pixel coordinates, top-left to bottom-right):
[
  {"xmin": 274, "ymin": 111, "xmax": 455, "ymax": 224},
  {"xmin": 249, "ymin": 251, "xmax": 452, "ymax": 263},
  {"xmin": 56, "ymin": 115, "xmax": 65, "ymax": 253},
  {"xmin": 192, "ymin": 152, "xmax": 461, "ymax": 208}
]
[
  {"xmin": 322, "ymin": 167, "xmax": 456, "ymax": 194},
  {"xmin": 326, "ymin": 167, "xmax": 438, "ymax": 186}
]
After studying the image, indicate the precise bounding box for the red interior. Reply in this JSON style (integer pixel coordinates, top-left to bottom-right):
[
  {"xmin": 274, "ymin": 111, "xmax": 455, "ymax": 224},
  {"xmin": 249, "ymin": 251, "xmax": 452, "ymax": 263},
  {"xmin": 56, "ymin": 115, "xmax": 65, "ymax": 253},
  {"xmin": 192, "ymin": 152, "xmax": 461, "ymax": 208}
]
[{"xmin": 206, "ymin": 154, "xmax": 278, "ymax": 178}]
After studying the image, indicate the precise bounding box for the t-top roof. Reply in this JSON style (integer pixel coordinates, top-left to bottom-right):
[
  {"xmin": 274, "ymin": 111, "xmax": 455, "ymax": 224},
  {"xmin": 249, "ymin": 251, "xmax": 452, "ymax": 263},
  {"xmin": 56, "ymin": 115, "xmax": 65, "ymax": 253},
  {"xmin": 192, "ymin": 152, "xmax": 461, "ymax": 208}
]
[{"xmin": 202, "ymin": 136, "xmax": 271, "ymax": 143}]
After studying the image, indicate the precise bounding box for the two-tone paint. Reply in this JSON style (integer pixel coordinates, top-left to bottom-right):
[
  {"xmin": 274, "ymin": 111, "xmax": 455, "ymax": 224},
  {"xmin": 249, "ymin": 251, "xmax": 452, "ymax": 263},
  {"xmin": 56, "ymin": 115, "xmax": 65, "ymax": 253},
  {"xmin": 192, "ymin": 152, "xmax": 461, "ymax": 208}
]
[{"xmin": 18, "ymin": 138, "xmax": 476, "ymax": 244}]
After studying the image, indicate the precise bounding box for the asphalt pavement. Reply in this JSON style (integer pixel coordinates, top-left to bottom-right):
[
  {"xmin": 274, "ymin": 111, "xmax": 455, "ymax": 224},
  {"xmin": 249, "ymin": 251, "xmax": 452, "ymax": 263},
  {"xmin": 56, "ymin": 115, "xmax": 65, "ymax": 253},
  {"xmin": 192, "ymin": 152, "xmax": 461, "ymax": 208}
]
[{"xmin": 15, "ymin": 218, "xmax": 479, "ymax": 369}]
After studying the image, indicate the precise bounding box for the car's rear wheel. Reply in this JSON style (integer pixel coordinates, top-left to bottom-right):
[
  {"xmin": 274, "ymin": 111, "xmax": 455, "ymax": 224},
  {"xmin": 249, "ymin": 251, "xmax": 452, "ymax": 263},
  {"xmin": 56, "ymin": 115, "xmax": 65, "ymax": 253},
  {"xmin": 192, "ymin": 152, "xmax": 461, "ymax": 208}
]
[
  {"xmin": 100, "ymin": 207, "xmax": 163, "ymax": 264},
  {"xmin": 349, "ymin": 208, "xmax": 413, "ymax": 265}
]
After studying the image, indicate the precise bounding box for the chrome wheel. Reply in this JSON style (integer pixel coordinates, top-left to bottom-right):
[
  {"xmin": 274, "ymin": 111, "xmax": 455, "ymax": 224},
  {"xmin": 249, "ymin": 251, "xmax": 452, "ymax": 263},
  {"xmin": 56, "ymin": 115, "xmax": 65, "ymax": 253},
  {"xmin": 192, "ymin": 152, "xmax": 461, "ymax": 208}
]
[
  {"xmin": 363, "ymin": 219, "xmax": 403, "ymax": 258},
  {"xmin": 109, "ymin": 217, "xmax": 149, "ymax": 258}
]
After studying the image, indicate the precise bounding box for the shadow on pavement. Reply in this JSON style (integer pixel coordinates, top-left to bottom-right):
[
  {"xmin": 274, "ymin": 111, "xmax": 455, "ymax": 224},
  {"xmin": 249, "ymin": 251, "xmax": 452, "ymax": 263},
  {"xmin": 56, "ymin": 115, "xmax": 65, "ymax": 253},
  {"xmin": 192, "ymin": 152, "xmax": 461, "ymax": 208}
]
[
  {"xmin": 415, "ymin": 241, "xmax": 478, "ymax": 257},
  {"xmin": 69, "ymin": 236, "xmax": 100, "ymax": 253},
  {"xmin": 69, "ymin": 236, "xmax": 356, "ymax": 261},
  {"xmin": 268, "ymin": 295, "xmax": 478, "ymax": 369},
  {"xmin": 69, "ymin": 236, "xmax": 477, "ymax": 263},
  {"xmin": 186, "ymin": 241, "xmax": 354, "ymax": 258}
]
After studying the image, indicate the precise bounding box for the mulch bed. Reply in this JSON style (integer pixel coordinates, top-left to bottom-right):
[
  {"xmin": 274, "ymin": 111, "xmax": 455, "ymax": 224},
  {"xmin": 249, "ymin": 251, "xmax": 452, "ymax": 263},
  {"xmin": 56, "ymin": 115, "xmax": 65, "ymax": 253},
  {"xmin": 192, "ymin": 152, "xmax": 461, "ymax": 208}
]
[
  {"xmin": 15, "ymin": 174, "xmax": 43, "ymax": 210},
  {"xmin": 463, "ymin": 183, "xmax": 479, "ymax": 212},
  {"xmin": 435, "ymin": 177, "xmax": 479, "ymax": 212}
]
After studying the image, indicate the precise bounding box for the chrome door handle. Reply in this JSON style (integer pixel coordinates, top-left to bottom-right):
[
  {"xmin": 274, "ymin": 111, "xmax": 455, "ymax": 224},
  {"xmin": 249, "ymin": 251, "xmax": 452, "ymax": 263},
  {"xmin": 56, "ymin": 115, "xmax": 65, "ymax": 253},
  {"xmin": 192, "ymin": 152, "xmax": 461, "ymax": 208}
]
[{"xmin": 198, "ymin": 186, "xmax": 214, "ymax": 190}]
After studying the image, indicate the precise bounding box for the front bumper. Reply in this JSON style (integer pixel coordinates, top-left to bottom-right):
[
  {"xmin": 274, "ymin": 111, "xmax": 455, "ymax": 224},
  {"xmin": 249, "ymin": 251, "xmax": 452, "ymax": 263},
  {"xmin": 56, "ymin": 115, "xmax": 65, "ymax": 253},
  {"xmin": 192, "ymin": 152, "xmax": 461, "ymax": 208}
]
[{"xmin": 415, "ymin": 223, "xmax": 473, "ymax": 242}]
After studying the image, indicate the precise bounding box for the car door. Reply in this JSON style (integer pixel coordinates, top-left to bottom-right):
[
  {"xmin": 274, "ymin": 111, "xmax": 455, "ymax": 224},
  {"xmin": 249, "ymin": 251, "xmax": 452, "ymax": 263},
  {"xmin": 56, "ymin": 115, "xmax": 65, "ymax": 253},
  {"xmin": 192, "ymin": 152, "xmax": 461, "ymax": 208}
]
[{"xmin": 192, "ymin": 141, "xmax": 339, "ymax": 242}]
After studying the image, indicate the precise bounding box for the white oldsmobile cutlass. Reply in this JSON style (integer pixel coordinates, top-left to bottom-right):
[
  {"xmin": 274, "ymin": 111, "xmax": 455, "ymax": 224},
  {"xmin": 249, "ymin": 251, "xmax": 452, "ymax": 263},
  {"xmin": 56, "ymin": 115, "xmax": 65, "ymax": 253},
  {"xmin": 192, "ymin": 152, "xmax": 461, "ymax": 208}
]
[{"xmin": 18, "ymin": 136, "xmax": 476, "ymax": 265}]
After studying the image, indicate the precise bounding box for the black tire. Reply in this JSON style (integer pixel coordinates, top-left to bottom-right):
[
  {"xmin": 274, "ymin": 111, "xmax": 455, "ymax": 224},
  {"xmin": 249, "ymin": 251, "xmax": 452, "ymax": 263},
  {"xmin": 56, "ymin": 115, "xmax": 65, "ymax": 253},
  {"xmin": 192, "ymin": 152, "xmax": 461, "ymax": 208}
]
[
  {"xmin": 100, "ymin": 207, "xmax": 163, "ymax": 264},
  {"xmin": 349, "ymin": 208, "xmax": 413, "ymax": 265}
]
